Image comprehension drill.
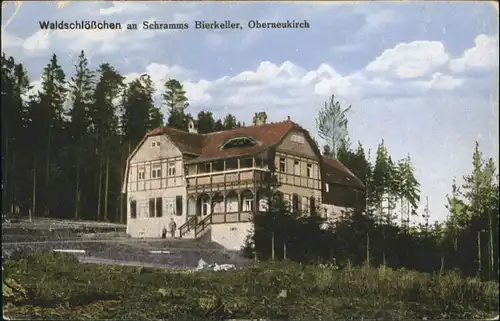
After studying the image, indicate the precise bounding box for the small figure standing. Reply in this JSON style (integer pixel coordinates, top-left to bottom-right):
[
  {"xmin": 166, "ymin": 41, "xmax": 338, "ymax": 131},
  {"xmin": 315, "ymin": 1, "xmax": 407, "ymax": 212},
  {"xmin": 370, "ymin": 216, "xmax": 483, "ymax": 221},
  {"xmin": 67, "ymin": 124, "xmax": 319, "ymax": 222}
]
[
  {"xmin": 161, "ymin": 226, "xmax": 167, "ymax": 239},
  {"xmin": 168, "ymin": 218, "xmax": 177, "ymax": 238}
]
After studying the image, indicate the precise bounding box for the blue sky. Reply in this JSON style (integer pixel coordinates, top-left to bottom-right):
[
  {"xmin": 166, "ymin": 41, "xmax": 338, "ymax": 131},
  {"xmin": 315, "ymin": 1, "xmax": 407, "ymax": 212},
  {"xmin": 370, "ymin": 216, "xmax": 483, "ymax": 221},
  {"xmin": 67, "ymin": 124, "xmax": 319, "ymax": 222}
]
[{"xmin": 1, "ymin": 1, "xmax": 498, "ymax": 223}]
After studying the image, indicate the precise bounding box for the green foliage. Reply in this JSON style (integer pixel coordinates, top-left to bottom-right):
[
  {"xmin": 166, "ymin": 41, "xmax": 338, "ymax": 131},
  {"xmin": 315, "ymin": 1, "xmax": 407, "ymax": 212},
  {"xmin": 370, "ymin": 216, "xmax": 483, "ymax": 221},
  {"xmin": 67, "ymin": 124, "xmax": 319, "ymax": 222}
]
[
  {"xmin": 316, "ymin": 94, "xmax": 351, "ymax": 158},
  {"xmin": 1, "ymin": 52, "xmax": 249, "ymax": 223},
  {"xmin": 3, "ymin": 253, "xmax": 498, "ymax": 320}
]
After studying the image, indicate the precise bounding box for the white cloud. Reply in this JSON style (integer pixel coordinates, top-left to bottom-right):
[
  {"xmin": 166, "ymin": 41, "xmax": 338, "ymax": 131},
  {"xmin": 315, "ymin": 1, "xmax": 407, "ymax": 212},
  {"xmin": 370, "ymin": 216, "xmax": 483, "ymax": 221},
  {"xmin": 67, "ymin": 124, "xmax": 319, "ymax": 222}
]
[
  {"xmin": 22, "ymin": 30, "xmax": 51, "ymax": 53},
  {"xmin": 412, "ymin": 72, "xmax": 465, "ymax": 91},
  {"xmin": 366, "ymin": 41, "xmax": 450, "ymax": 79},
  {"xmin": 123, "ymin": 63, "xmax": 193, "ymax": 97},
  {"xmin": 449, "ymin": 34, "xmax": 499, "ymax": 73},
  {"xmin": 99, "ymin": 1, "xmax": 149, "ymax": 16},
  {"xmin": 1, "ymin": 29, "xmax": 52, "ymax": 55},
  {"xmin": 4, "ymin": 2, "xmax": 200, "ymax": 57},
  {"xmin": 359, "ymin": 9, "xmax": 399, "ymax": 36},
  {"xmin": 120, "ymin": 59, "xmax": 466, "ymax": 116},
  {"xmin": 0, "ymin": 30, "xmax": 24, "ymax": 49},
  {"xmin": 331, "ymin": 43, "xmax": 364, "ymax": 53}
]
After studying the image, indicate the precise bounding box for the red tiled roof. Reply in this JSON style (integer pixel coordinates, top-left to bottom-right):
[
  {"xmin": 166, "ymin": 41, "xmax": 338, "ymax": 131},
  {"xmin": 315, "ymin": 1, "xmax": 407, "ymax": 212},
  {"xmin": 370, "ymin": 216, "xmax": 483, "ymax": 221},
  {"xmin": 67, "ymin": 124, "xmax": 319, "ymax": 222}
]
[
  {"xmin": 131, "ymin": 121, "xmax": 364, "ymax": 190},
  {"xmin": 144, "ymin": 121, "xmax": 297, "ymax": 162},
  {"xmin": 323, "ymin": 157, "xmax": 365, "ymax": 189}
]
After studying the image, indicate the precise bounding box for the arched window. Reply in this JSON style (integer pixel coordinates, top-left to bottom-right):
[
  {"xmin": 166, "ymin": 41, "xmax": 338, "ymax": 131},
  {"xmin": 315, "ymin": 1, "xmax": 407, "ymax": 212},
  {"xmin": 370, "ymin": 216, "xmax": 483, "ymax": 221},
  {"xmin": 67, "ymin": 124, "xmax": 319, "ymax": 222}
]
[{"xmin": 220, "ymin": 136, "xmax": 257, "ymax": 150}]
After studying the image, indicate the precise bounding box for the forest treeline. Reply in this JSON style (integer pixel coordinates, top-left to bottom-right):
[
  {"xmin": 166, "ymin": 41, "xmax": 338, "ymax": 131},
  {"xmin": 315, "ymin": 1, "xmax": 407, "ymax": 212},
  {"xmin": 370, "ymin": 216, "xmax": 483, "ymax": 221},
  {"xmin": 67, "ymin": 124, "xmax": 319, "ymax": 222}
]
[
  {"xmin": 1, "ymin": 51, "xmax": 248, "ymax": 222},
  {"xmin": 2, "ymin": 51, "xmax": 499, "ymax": 280},
  {"xmin": 246, "ymin": 95, "xmax": 499, "ymax": 281}
]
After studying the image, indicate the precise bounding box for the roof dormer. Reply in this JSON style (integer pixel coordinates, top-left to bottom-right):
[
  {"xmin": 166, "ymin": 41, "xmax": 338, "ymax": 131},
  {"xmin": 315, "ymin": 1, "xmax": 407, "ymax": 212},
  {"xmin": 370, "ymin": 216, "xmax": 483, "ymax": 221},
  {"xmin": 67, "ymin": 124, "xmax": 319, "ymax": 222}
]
[{"xmin": 220, "ymin": 136, "xmax": 259, "ymax": 150}]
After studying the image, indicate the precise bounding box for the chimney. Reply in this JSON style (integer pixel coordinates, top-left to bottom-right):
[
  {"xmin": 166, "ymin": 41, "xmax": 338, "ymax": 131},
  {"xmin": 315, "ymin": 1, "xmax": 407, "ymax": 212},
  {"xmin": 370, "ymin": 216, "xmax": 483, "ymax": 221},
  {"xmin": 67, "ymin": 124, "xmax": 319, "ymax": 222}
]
[
  {"xmin": 287, "ymin": 116, "xmax": 290, "ymax": 121},
  {"xmin": 188, "ymin": 119, "xmax": 198, "ymax": 134},
  {"xmin": 255, "ymin": 112, "xmax": 267, "ymax": 126}
]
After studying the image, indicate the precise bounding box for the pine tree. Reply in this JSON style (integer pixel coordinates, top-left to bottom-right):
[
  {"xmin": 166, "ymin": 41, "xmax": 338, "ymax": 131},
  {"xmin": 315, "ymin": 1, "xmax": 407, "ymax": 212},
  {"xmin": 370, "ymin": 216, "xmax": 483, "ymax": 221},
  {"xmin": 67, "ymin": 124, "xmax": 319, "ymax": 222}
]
[
  {"xmin": 30, "ymin": 54, "xmax": 67, "ymax": 217},
  {"xmin": 162, "ymin": 79, "xmax": 189, "ymax": 111},
  {"xmin": 67, "ymin": 50, "xmax": 95, "ymax": 220},
  {"xmin": 372, "ymin": 140, "xmax": 391, "ymax": 223},
  {"xmin": 163, "ymin": 79, "xmax": 189, "ymax": 130},
  {"xmin": 397, "ymin": 155, "xmax": 420, "ymax": 229},
  {"xmin": 121, "ymin": 74, "xmax": 156, "ymax": 146},
  {"xmin": 91, "ymin": 63, "xmax": 125, "ymax": 220},
  {"xmin": 316, "ymin": 94, "xmax": 351, "ymax": 158},
  {"xmin": 1, "ymin": 54, "xmax": 30, "ymax": 216},
  {"xmin": 222, "ymin": 113, "xmax": 242, "ymax": 130},
  {"xmin": 197, "ymin": 111, "xmax": 216, "ymax": 133}
]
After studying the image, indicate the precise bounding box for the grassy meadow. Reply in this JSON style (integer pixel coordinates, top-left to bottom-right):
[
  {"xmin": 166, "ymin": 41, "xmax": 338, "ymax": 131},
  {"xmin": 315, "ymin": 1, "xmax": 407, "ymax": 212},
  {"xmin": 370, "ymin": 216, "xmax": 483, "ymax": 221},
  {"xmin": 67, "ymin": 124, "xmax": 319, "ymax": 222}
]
[{"xmin": 3, "ymin": 252, "xmax": 499, "ymax": 320}]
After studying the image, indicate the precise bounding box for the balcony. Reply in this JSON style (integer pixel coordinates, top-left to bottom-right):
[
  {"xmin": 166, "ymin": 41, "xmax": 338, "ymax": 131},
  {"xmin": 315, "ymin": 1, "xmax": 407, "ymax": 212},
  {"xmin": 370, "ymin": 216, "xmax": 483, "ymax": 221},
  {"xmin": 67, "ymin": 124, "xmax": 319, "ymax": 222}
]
[{"xmin": 185, "ymin": 157, "xmax": 269, "ymax": 192}]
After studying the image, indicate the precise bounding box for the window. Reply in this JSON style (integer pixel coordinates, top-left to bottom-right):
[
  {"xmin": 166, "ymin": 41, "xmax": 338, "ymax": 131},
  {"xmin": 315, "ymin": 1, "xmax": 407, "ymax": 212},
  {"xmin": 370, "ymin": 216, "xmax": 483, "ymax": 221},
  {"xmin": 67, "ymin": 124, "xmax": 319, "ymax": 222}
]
[
  {"xmin": 325, "ymin": 183, "xmax": 329, "ymax": 193},
  {"xmin": 204, "ymin": 163, "xmax": 211, "ymax": 173},
  {"xmin": 156, "ymin": 140, "xmax": 161, "ymax": 146},
  {"xmin": 152, "ymin": 164, "xmax": 162, "ymax": 178},
  {"xmin": 155, "ymin": 197, "xmax": 163, "ymax": 217},
  {"xmin": 302, "ymin": 196, "xmax": 308, "ymax": 213},
  {"xmin": 241, "ymin": 158, "xmax": 253, "ymax": 168},
  {"xmin": 130, "ymin": 200, "xmax": 137, "ymax": 219},
  {"xmin": 138, "ymin": 167, "xmax": 145, "ymax": 180},
  {"xmin": 291, "ymin": 134, "xmax": 305, "ymax": 144},
  {"xmin": 213, "ymin": 161, "xmax": 224, "ymax": 172},
  {"xmin": 168, "ymin": 163, "xmax": 176, "ymax": 176},
  {"xmin": 243, "ymin": 195, "xmax": 254, "ymax": 212},
  {"xmin": 306, "ymin": 163, "xmax": 312, "ymax": 178},
  {"xmin": 310, "ymin": 197, "xmax": 317, "ymax": 215},
  {"xmin": 202, "ymin": 202, "xmax": 209, "ymax": 216},
  {"xmin": 175, "ymin": 196, "xmax": 183, "ymax": 216},
  {"xmin": 221, "ymin": 136, "xmax": 256, "ymax": 150},
  {"xmin": 149, "ymin": 198, "xmax": 155, "ymax": 218},
  {"xmin": 151, "ymin": 141, "xmax": 156, "ymax": 147},
  {"xmin": 284, "ymin": 194, "xmax": 292, "ymax": 210},
  {"xmin": 279, "ymin": 158, "xmax": 286, "ymax": 172},
  {"xmin": 294, "ymin": 161, "xmax": 300, "ymax": 175},
  {"xmin": 292, "ymin": 194, "xmax": 299, "ymax": 213}
]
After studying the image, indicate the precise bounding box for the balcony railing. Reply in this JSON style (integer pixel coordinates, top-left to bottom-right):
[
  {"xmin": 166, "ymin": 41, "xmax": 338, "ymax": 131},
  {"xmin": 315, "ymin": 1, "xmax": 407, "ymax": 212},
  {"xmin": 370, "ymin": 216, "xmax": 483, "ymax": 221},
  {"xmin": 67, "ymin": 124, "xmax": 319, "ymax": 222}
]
[{"xmin": 186, "ymin": 167, "xmax": 269, "ymax": 187}]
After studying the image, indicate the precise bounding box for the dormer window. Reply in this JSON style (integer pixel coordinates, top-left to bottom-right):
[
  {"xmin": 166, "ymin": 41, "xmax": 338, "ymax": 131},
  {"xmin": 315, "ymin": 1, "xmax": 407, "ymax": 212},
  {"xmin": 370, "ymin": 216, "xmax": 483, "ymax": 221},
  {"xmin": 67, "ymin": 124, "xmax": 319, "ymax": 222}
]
[{"xmin": 221, "ymin": 136, "xmax": 258, "ymax": 150}]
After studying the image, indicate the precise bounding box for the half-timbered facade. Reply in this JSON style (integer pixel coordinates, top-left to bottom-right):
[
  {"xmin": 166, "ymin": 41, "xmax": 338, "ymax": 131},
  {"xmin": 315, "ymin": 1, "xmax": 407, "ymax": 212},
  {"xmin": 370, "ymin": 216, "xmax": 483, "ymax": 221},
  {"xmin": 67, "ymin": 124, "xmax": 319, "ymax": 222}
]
[{"xmin": 122, "ymin": 115, "xmax": 364, "ymax": 250}]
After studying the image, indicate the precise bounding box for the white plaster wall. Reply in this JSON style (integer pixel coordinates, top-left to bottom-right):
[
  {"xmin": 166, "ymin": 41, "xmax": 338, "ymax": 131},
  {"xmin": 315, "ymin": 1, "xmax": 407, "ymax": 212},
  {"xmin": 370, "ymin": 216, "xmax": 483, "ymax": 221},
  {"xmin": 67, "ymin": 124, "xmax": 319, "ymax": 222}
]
[
  {"xmin": 210, "ymin": 222, "xmax": 253, "ymax": 251},
  {"xmin": 322, "ymin": 204, "xmax": 350, "ymax": 221},
  {"xmin": 127, "ymin": 186, "xmax": 188, "ymax": 238}
]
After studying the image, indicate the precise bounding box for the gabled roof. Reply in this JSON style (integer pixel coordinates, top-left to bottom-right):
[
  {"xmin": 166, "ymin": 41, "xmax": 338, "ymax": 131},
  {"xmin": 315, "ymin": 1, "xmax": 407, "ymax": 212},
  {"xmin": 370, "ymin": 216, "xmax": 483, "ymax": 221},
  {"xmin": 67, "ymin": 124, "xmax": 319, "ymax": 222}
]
[
  {"xmin": 122, "ymin": 120, "xmax": 365, "ymax": 193},
  {"xmin": 142, "ymin": 120, "xmax": 299, "ymax": 163},
  {"xmin": 323, "ymin": 157, "xmax": 365, "ymax": 189}
]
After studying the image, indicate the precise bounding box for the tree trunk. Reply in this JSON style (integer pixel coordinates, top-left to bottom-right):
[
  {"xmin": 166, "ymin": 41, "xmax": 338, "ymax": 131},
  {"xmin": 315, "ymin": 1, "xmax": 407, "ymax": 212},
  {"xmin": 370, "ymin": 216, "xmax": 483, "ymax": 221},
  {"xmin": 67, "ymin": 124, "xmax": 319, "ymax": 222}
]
[
  {"xmin": 366, "ymin": 232, "xmax": 370, "ymax": 267},
  {"xmin": 119, "ymin": 147, "xmax": 125, "ymax": 224},
  {"xmin": 74, "ymin": 145, "xmax": 81, "ymax": 220},
  {"xmin": 477, "ymin": 230, "xmax": 482, "ymax": 277},
  {"xmin": 44, "ymin": 125, "xmax": 52, "ymax": 217},
  {"xmin": 488, "ymin": 209, "xmax": 495, "ymax": 280},
  {"xmin": 3, "ymin": 131, "xmax": 9, "ymax": 214},
  {"xmin": 31, "ymin": 155, "xmax": 37, "ymax": 221},
  {"xmin": 96, "ymin": 159, "xmax": 102, "ymax": 221},
  {"xmin": 104, "ymin": 150, "xmax": 110, "ymax": 221},
  {"xmin": 11, "ymin": 147, "xmax": 16, "ymax": 214},
  {"xmin": 271, "ymin": 231, "xmax": 275, "ymax": 261}
]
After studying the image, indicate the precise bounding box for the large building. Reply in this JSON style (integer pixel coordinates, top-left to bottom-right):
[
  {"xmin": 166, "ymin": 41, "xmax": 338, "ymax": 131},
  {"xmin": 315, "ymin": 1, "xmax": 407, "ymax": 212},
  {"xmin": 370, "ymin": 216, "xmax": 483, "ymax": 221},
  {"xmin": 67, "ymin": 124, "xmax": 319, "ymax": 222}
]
[{"xmin": 121, "ymin": 115, "xmax": 365, "ymax": 250}]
